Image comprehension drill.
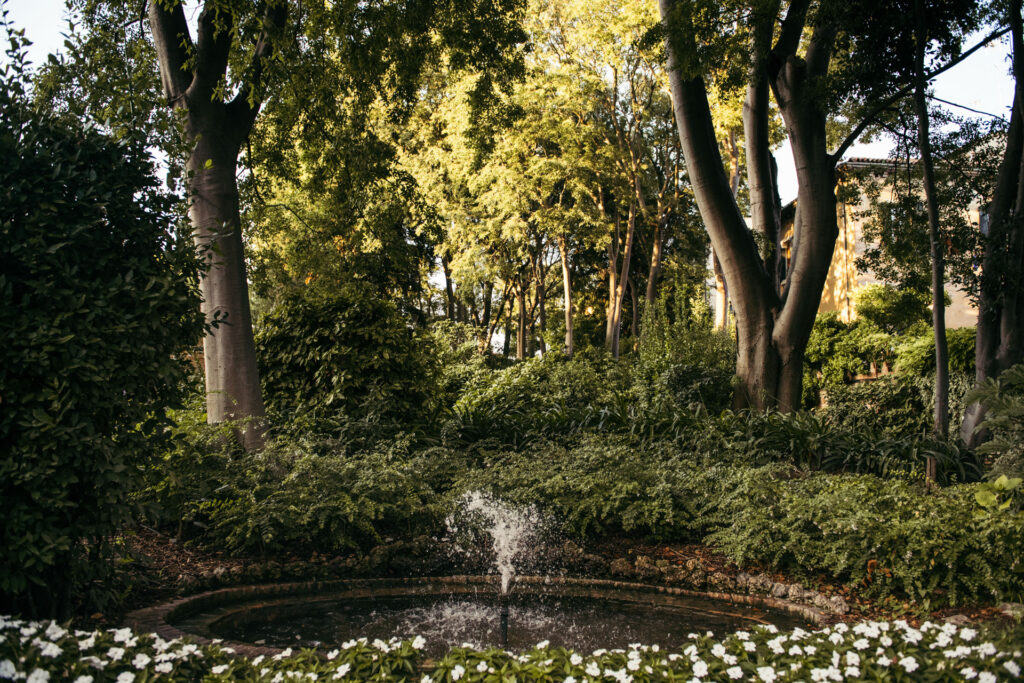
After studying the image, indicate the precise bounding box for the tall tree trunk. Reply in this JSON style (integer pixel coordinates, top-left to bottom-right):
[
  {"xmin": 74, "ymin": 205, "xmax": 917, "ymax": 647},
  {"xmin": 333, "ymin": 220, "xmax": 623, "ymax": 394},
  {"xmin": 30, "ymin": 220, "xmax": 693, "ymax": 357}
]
[
  {"xmin": 659, "ymin": 0, "xmax": 837, "ymax": 410},
  {"xmin": 503, "ymin": 305, "xmax": 512, "ymax": 357},
  {"xmin": 628, "ymin": 276, "xmax": 640, "ymax": 342},
  {"xmin": 606, "ymin": 231, "xmax": 618, "ymax": 349},
  {"xmin": 558, "ymin": 236, "xmax": 575, "ymax": 357},
  {"xmin": 712, "ymin": 251, "xmax": 729, "ymax": 330},
  {"xmin": 913, "ymin": 0, "xmax": 949, "ymax": 446},
  {"xmin": 479, "ymin": 281, "xmax": 494, "ymax": 353},
  {"xmin": 441, "ymin": 255, "xmax": 456, "ymax": 320},
  {"xmin": 645, "ymin": 220, "xmax": 663, "ymax": 308},
  {"xmin": 188, "ymin": 141, "xmax": 265, "ymax": 448},
  {"xmin": 537, "ymin": 262, "xmax": 547, "ymax": 356},
  {"xmin": 610, "ymin": 205, "xmax": 637, "ymax": 358},
  {"xmin": 149, "ymin": 0, "xmax": 283, "ymax": 449},
  {"xmin": 516, "ymin": 284, "xmax": 527, "ymax": 360},
  {"xmin": 962, "ymin": 0, "xmax": 1024, "ymax": 445}
]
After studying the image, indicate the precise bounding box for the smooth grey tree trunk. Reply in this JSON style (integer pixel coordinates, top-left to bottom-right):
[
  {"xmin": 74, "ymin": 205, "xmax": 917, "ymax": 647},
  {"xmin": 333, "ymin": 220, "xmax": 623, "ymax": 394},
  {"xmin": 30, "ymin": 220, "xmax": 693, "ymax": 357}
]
[
  {"xmin": 558, "ymin": 236, "xmax": 574, "ymax": 357},
  {"xmin": 659, "ymin": 0, "xmax": 837, "ymax": 410},
  {"xmin": 149, "ymin": 1, "xmax": 283, "ymax": 450},
  {"xmin": 962, "ymin": 0, "xmax": 1024, "ymax": 445},
  {"xmin": 912, "ymin": 0, "xmax": 949, "ymax": 446}
]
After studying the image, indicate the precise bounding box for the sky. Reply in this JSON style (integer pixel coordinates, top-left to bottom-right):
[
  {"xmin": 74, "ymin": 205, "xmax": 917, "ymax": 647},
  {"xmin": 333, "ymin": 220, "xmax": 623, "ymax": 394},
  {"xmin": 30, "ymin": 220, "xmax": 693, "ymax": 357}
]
[{"xmin": 3, "ymin": 0, "xmax": 1016, "ymax": 204}]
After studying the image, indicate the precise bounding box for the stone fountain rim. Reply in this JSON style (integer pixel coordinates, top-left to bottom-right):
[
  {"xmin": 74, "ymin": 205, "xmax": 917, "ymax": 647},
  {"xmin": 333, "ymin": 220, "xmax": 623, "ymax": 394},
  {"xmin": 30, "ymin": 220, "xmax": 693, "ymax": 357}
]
[{"xmin": 125, "ymin": 575, "xmax": 829, "ymax": 659}]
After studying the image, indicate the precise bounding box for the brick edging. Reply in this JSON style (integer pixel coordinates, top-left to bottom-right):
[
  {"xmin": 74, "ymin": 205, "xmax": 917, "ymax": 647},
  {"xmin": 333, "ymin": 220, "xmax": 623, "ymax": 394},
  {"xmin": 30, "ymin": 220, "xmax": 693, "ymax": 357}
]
[{"xmin": 125, "ymin": 574, "xmax": 828, "ymax": 659}]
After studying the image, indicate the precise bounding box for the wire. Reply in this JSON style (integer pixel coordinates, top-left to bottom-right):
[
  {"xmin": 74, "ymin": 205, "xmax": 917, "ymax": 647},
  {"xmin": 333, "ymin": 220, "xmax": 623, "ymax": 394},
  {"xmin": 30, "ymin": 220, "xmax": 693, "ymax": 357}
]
[{"xmin": 927, "ymin": 95, "xmax": 1008, "ymax": 121}]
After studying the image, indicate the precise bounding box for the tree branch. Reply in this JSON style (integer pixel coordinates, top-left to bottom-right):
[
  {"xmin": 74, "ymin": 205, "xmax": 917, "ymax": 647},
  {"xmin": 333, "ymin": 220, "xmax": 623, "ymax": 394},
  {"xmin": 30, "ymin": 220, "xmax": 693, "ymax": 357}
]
[
  {"xmin": 830, "ymin": 25, "xmax": 1011, "ymax": 165},
  {"xmin": 227, "ymin": 1, "xmax": 288, "ymax": 137},
  {"xmin": 189, "ymin": 1, "xmax": 235, "ymax": 104},
  {"xmin": 148, "ymin": 0, "xmax": 193, "ymax": 105}
]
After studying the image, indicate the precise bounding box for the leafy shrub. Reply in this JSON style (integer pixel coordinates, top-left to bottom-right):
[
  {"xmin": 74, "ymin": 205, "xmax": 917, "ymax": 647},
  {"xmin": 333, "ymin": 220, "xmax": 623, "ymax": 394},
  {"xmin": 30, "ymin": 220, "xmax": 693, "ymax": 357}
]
[
  {"xmin": 256, "ymin": 284, "xmax": 439, "ymax": 423},
  {"xmin": 709, "ymin": 471, "xmax": 1024, "ymax": 606},
  {"xmin": 853, "ymin": 283, "xmax": 932, "ymax": 334},
  {"xmin": 895, "ymin": 326, "xmax": 976, "ymax": 376},
  {"xmin": 0, "ymin": 51, "xmax": 203, "ymax": 616},
  {"xmin": 967, "ymin": 362, "xmax": 1024, "ymax": 479},
  {"xmin": 632, "ymin": 296, "xmax": 736, "ymax": 415},
  {"xmin": 803, "ymin": 313, "xmax": 895, "ymax": 406},
  {"xmin": 141, "ymin": 415, "xmax": 454, "ymax": 554},
  {"xmin": 820, "ymin": 375, "xmax": 931, "ymax": 434},
  {"xmin": 452, "ymin": 435, "xmax": 702, "ymax": 540}
]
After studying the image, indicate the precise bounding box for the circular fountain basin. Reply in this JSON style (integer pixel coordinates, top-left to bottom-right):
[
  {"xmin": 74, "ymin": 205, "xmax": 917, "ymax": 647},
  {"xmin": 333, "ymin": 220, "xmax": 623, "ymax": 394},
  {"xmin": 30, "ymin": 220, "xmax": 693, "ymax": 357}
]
[{"xmin": 141, "ymin": 577, "xmax": 823, "ymax": 658}]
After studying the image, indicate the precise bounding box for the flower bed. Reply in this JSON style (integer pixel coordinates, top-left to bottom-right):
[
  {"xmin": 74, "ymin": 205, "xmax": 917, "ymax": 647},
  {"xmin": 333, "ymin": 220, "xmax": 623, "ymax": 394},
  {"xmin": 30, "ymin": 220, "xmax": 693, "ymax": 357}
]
[{"xmin": 1, "ymin": 615, "xmax": 1019, "ymax": 681}]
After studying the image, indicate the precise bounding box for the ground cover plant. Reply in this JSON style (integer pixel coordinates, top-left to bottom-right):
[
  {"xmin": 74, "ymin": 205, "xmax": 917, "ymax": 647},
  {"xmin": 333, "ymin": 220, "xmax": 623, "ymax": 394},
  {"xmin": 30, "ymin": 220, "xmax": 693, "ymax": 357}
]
[{"xmin": 2, "ymin": 614, "xmax": 1021, "ymax": 682}]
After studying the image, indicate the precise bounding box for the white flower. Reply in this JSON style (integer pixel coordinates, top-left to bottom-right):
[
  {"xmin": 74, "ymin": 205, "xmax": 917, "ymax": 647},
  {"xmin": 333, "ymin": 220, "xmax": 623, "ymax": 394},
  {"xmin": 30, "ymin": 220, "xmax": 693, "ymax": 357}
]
[
  {"xmin": 586, "ymin": 662, "xmax": 601, "ymax": 677},
  {"xmin": 960, "ymin": 667, "xmax": 977, "ymax": 679},
  {"xmin": 844, "ymin": 667, "xmax": 860, "ymax": 678},
  {"xmin": 412, "ymin": 636, "xmax": 426, "ymax": 650},
  {"xmin": 107, "ymin": 647, "xmax": 125, "ymax": 661},
  {"xmin": 26, "ymin": 670, "xmax": 49, "ymax": 683},
  {"xmin": 828, "ymin": 632, "xmax": 843, "ymax": 645},
  {"xmin": 1005, "ymin": 661, "xmax": 1022, "ymax": 676},
  {"xmin": 743, "ymin": 641, "xmax": 756, "ymax": 652},
  {"xmin": 880, "ymin": 635, "xmax": 893, "ymax": 647},
  {"xmin": 536, "ymin": 640, "xmax": 550, "ymax": 649},
  {"xmin": 876, "ymin": 655, "xmax": 891, "ymax": 667},
  {"xmin": 73, "ymin": 677, "xmax": 94, "ymax": 683},
  {"xmin": 846, "ymin": 652, "xmax": 860, "ymax": 666},
  {"xmin": 475, "ymin": 661, "xmax": 488, "ymax": 673},
  {"xmin": 132, "ymin": 654, "xmax": 151, "ymax": 670},
  {"xmin": 115, "ymin": 673, "xmax": 134, "ymax": 683},
  {"xmin": 451, "ymin": 665, "xmax": 465, "ymax": 681},
  {"xmin": 978, "ymin": 673, "xmax": 997, "ymax": 683},
  {"xmin": 692, "ymin": 660, "xmax": 708, "ymax": 677},
  {"xmin": 756, "ymin": 666, "xmax": 777, "ymax": 682},
  {"xmin": 112, "ymin": 628, "xmax": 133, "ymax": 643},
  {"xmin": 325, "ymin": 650, "xmax": 339, "ymax": 661},
  {"xmin": 852, "ymin": 638, "xmax": 869, "ymax": 650},
  {"xmin": 420, "ymin": 676, "xmax": 432, "ymax": 683},
  {"xmin": 978, "ymin": 643, "xmax": 997, "ymax": 656},
  {"xmin": 960, "ymin": 628, "xmax": 977, "ymax": 642},
  {"xmin": 712, "ymin": 644, "xmax": 726, "ymax": 658},
  {"xmin": 726, "ymin": 667, "xmax": 743, "ymax": 680},
  {"xmin": 43, "ymin": 623, "xmax": 65, "ymax": 641},
  {"xmin": 788, "ymin": 645, "xmax": 803, "ymax": 656},
  {"xmin": 253, "ymin": 655, "xmax": 266, "ymax": 666},
  {"xmin": 331, "ymin": 663, "xmax": 351, "ymax": 680},
  {"xmin": 898, "ymin": 656, "xmax": 918, "ymax": 673},
  {"xmin": 626, "ymin": 659, "xmax": 640, "ymax": 672},
  {"xmin": 39, "ymin": 642, "xmax": 61, "ymax": 658},
  {"xmin": 78, "ymin": 635, "xmax": 95, "ymax": 650},
  {"xmin": 804, "ymin": 645, "xmax": 817, "ymax": 655},
  {"xmin": 212, "ymin": 664, "xmax": 229, "ymax": 674},
  {"xmin": 155, "ymin": 663, "xmax": 173, "ymax": 674},
  {"xmin": 903, "ymin": 629, "xmax": 923, "ymax": 645},
  {"xmin": 570, "ymin": 653, "xmax": 583, "ymax": 666},
  {"xmin": 565, "ymin": 678, "xmax": 577, "ymax": 683}
]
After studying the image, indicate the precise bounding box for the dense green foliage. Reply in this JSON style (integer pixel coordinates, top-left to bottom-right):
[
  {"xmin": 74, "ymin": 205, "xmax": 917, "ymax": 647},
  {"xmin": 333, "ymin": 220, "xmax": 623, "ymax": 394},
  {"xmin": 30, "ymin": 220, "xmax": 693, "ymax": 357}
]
[
  {"xmin": 255, "ymin": 285, "xmax": 439, "ymax": 423},
  {"xmin": 967, "ymin": 362, "xmax": 1024, "ymax": 480},
  {"xmin": 710, "ymin": 472, "xmax": 1023, "ymax": 607},
  {"xmin": 0, "ymin": 51, "xmax": 203, "ymax": 616}
]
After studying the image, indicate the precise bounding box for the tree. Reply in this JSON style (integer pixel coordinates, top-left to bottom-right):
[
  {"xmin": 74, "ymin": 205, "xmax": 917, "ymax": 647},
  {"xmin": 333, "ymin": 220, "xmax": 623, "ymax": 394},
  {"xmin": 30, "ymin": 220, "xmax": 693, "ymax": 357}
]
[
  {"xmin": 657, "ymin": 0, "xmax": 997, "ymax": 410},
  {"xmin": 146, "ymin": 0, "xmax": 288, "ymax": 449},
  {"xmin": 963, "ymin": 0, "xmax": 1024, "ymax": 446}
]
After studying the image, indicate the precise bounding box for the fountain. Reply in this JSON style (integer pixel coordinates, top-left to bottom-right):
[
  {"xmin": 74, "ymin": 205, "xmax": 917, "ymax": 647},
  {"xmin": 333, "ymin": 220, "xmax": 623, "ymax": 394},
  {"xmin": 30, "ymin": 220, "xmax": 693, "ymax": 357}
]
[
  {"xmin": 152, "ymin": 492, "xmax": 819, "ymax": 657},
  {"xmin": 445, "ymin": 491, "xmax": 542, "ymax": 649}
]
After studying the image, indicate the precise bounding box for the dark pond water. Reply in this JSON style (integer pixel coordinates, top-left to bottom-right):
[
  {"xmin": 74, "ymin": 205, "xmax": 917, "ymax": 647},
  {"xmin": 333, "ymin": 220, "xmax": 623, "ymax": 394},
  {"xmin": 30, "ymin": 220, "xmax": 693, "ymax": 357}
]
[{"xmin": 208, "ymin": 591, "xmax": 809, "ymax": 657}]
